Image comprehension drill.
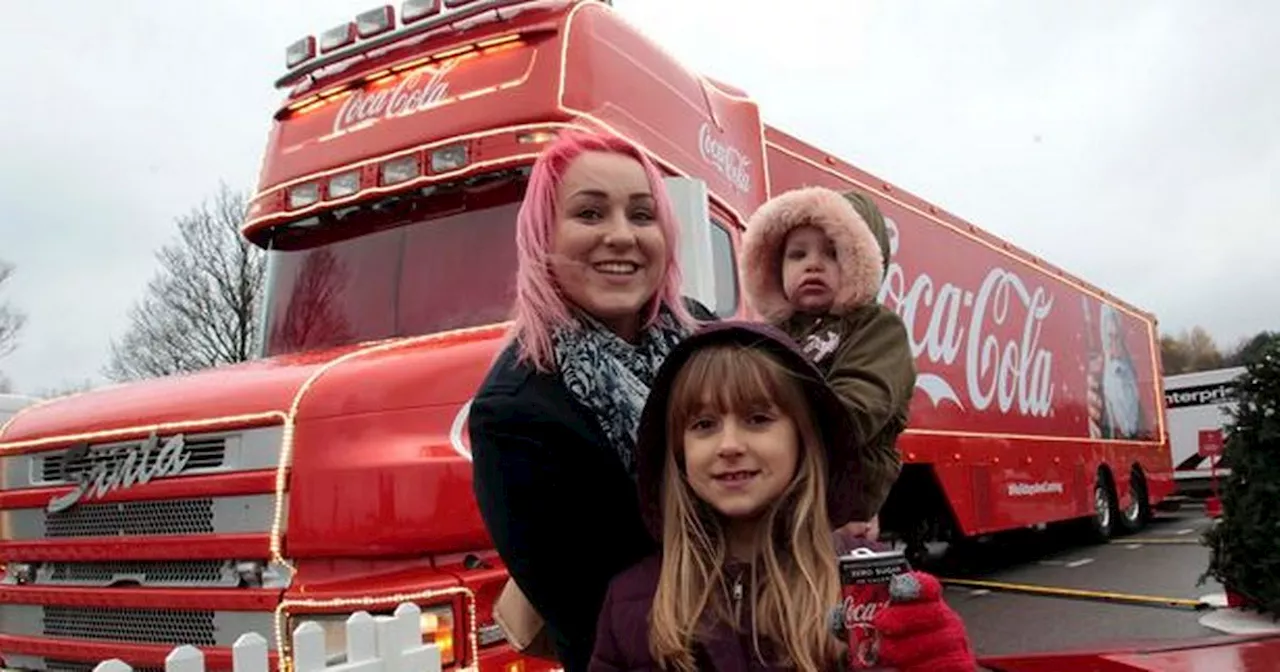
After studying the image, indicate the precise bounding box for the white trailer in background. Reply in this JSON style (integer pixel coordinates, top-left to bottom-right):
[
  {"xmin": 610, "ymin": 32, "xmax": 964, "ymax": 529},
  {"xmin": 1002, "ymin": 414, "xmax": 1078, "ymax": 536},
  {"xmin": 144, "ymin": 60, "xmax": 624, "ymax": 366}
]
[{"xmin": 1164, "ymin": 366, "xmax": 1245, "ymax": 497}]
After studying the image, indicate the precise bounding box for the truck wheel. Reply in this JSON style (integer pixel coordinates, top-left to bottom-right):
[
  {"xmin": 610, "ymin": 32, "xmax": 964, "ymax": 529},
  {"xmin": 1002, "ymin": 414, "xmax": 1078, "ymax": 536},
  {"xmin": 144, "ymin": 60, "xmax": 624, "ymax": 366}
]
[
  {"xmin": 1118, "ymin": 470, "xmax": 1150, "ymax": 535},
  {"xmin": 1086, "ymin": 475, "xmax": 1118, "ymax": 543}
]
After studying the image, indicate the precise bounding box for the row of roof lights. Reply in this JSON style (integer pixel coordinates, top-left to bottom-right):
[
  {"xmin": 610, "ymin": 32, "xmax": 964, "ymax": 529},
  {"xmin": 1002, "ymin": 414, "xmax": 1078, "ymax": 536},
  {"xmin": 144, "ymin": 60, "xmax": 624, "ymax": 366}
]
[
  {"xmin": 286, "ymin": 143, "xmax": 471, "ymax": 210},
  {"xmin": 286, "ymin": 1, "xmax": 500, "ymax": 70},
  {"xmin": 283, "ymin": 130, "xmax": 556, "ymax": 212}
]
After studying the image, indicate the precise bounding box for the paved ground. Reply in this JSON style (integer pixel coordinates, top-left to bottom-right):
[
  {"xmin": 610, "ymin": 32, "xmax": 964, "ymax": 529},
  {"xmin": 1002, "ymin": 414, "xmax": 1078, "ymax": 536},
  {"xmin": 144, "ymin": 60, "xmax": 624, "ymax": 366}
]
[{"xmin": 928, "ymin": 503, "xmax": 1226, "ymax": 658}]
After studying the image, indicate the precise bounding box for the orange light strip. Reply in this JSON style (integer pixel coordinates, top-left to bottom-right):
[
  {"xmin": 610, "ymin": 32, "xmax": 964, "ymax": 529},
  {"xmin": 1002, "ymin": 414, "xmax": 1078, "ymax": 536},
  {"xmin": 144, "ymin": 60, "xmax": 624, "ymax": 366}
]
[
  {"xmin": 287, "ymin": 95, "xmax": 320, "ymax": 112},
  {"xmin": 478, "ymin": 34, "xmax": 521, "ymax": 49},
  {"xmin": 434, "ymin": 44, "xmax": 476, "ymax": 60}
]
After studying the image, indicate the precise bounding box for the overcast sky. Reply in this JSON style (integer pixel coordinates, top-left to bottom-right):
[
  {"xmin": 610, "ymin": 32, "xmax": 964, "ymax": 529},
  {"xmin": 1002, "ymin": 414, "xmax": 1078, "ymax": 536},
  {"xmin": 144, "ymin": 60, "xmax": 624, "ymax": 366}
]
[{"xmin": 1, "ymin": 0, "xmax": 1276, "ymax": 394}]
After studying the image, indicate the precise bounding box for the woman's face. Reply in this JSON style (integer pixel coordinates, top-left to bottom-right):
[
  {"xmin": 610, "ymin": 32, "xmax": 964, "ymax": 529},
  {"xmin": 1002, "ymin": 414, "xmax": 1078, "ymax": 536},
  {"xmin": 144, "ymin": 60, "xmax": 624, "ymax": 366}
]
[
  {"xmin": 680, "ymin": 400, "xmax": 800, "ymax": 521},
  {"xmin": 551, "ymin": 150, "xmax": 667, "ymax": 340}
]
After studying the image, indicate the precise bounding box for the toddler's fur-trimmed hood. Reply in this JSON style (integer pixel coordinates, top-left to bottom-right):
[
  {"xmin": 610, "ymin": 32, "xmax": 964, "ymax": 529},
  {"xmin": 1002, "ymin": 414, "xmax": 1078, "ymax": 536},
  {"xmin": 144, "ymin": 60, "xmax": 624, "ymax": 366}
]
[{"xmin": 741, "ymin": 187, "xmax": 889, "ymax": 322}]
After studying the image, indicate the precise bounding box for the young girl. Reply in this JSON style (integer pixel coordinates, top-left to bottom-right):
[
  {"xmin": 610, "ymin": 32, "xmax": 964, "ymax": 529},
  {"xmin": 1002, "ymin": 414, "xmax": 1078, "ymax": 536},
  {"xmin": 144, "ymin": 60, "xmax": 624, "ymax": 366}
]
[
  {"xmin": 588, "ymin": 321, "xmax": 973, "ymax": 672},
  {"xmin": 741, "ymin": 187, "xmax": 917, "ymax": 538}
]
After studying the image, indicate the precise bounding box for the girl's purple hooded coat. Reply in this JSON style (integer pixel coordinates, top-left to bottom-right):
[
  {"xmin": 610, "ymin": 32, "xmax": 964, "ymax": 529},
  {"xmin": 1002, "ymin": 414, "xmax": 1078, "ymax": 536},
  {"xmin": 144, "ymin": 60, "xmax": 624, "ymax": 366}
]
[{"xmin": 586, "ymin": 321, "xmax": 883, "ymax": 672}]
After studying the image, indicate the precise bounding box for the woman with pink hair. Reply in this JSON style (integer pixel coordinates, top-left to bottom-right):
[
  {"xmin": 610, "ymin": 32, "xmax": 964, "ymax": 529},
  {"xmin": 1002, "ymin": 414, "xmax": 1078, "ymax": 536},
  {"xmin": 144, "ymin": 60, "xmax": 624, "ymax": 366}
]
[{"xmin": 468, "ymin": 130, "xmax": 712, "ymax": 672}]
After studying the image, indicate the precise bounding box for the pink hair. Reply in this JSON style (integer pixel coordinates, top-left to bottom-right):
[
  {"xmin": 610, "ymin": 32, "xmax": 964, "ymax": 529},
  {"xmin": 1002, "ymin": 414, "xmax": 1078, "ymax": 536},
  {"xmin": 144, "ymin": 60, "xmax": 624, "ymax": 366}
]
[{"xmin": 511, "ymin": 130, "xmax": 697, "ymax": 371}]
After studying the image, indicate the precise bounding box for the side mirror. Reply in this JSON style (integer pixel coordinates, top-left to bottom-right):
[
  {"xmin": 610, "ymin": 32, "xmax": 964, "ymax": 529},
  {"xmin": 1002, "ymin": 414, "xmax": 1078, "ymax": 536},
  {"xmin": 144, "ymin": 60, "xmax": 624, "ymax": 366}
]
[{"xmin": 663, "ymin": 177, "xmax": 719, "ymax": 314}]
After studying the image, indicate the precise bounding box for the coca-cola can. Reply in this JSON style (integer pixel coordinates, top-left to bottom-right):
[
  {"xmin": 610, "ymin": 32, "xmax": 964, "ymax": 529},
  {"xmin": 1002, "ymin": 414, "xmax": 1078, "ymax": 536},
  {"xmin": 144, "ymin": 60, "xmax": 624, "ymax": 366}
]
[{"xmin": 837, "ymin": 547, "xmax": 912, "ymax": 670}]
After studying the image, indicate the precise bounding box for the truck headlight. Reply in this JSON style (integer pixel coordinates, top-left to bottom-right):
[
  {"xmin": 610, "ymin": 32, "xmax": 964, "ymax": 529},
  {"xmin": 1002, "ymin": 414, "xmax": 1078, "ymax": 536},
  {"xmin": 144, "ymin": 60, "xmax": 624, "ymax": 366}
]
[
  {"xmin": 419, "ymin": 604, "xmax": 456, "ymax": 666},
  {"xmin": 294, "ymin": 604, "xmax": 456, "ymax": 667}
]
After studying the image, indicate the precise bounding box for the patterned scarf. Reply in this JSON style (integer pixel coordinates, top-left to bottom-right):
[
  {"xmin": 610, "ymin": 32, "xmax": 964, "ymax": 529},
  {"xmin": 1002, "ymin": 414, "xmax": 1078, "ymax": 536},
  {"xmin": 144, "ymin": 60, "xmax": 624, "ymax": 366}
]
[{"xmin": 553, "ymin": 306, "xmax": 689, "ymax": 477}]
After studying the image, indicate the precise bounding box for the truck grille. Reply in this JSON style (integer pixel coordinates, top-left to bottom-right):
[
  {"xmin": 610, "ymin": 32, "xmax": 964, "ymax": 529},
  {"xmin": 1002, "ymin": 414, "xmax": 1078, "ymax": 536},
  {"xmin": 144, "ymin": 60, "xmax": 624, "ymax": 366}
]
[
  {"xmin": 44, "ymin": 660, "xmax": 163, "ymax": 672},
  {"xmin": 42, "ymin": 560, "xmax": 229, "ymax": 587},
  {"xmin": 43, "ymin": 606, "xmax": 216, "ymax": 646},
  {"xmin": 39, "ymin": 439, "xmax": 226, "ymax": 484},
  {"xmin": 45, "ymin": 498, "xmax": 214, "ymax": 538},
  {"xmin": 1, "ymin": 605, "xmax": 279, "ymax": 653}
]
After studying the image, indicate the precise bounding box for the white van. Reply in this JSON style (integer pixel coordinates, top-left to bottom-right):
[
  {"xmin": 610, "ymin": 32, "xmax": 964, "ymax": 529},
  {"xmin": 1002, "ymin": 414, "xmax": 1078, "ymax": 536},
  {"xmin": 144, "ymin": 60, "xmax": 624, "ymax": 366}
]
[{"xmin": 1164, "ymin": 366, "xmax": 1245, "ymax": 496}]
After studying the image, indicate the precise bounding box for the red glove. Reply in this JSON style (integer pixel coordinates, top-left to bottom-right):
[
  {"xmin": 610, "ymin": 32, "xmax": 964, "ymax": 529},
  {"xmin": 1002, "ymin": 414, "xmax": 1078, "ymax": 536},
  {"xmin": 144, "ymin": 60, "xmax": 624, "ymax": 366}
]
[{"xmin": 872, "ymin": 571, "xmax": 975, "ymax": 672}]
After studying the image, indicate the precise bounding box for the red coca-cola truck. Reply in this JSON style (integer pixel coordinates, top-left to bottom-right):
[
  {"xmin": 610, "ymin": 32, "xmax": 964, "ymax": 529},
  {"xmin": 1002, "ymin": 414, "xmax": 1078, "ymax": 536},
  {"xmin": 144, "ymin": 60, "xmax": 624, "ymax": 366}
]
[{"xmin": 0, "ymin": 1, "xmax": 1173, "ymax": 670}]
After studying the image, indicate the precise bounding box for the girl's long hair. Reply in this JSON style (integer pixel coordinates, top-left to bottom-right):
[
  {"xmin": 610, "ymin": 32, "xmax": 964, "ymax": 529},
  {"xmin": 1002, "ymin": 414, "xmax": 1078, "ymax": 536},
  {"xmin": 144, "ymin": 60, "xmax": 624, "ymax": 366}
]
[
  {"xmin": 649, "ymin": 343, "xmax": 843, "ymax": 672},
  {"xmin": 509, "ymin": 130, "xmax": 696, "ymax": 371}
]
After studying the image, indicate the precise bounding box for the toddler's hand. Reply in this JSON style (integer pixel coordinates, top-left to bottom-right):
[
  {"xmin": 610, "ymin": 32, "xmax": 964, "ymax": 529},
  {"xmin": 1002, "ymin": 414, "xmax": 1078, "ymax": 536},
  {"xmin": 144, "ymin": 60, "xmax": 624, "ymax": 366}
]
[
  {"xmin": 835, "ymin": 515, "xmax": 879, "ymax": 542},
  {"xmin": 872, "ymin": 571, "xmax": 975, "ymax": 672}
]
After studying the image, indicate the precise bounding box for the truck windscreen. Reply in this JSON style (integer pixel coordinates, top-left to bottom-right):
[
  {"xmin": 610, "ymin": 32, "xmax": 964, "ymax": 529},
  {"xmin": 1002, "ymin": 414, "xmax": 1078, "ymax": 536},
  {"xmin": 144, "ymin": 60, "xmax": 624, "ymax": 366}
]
[{"xmin": 260, "ymin": 178, "xmax": 523, "ymax": 357}]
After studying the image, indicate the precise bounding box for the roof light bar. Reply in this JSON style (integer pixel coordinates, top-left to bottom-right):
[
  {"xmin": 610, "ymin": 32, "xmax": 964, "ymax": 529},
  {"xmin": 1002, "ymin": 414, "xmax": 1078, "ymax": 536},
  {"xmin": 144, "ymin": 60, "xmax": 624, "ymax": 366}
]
[
  {"xmin": 319, "ymin": 22, "xmax": 357, "ymax": 53},
  {"xmin": 286, "ymin": 36, "xmax": 317, "ymax": 69},
  {"xmin": 356, "ymin": 6, "xmax": 396, "ymax": 38},
  {"xmin": 402, "ymin": 0, "xmax": 442, "ymax": 23},
  {"xmin": 276, "ymin": 0, "xmax": 579, "ymax": 89}
]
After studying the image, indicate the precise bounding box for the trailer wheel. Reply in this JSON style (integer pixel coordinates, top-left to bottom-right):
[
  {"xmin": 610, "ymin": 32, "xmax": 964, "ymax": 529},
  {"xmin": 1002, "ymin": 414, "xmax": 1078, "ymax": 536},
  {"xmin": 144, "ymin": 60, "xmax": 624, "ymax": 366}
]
[
  {"xmin": 1086, "ymin": 473, "xmax": 1118, "ymax": 543},
  {"xmin": 1118, "ymin": 469, "xmax": 1150, "ymax": 534}
]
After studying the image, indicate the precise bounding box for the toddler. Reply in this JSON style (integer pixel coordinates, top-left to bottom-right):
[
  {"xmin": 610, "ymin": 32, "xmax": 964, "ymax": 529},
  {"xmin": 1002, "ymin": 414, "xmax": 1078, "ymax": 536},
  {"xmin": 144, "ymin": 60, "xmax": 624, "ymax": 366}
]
[{"xmin": 742, "ymin": 187, "xmax": 916, "ymax": 535}]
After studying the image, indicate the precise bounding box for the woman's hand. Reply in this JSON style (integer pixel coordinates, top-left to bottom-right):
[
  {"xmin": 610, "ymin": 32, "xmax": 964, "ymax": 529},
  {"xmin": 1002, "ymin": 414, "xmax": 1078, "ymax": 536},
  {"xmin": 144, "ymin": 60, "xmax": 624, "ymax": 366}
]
[{"xmin": 872, "ymin": 571, "xmax": 975, "ymax": 672}]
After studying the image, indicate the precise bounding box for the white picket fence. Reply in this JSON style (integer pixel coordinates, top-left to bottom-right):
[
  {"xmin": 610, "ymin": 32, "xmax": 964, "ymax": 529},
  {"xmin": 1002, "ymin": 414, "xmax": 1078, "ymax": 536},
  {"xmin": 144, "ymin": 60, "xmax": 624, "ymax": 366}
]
[{"xmin": 92, "ymin": 602, "xmax": 443, "ymax": 672}]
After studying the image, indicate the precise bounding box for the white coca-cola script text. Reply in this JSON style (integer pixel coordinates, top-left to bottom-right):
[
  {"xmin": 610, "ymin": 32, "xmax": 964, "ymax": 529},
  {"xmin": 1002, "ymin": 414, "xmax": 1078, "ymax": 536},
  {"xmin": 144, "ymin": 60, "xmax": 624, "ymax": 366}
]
[
  {"xmin": 332, "ymin": 60, "xmax": 458, "ymax": 135},
  {"xmin": 878, "ymin": 219, "xmax": 1056, "ymax": 417},
  {"xmin": 698, "ymin": 123, "xmax": 752, "ymax": 194},
  {"xmin": 843, "ymin": 595, "xmax": 888, "ymax": 625}
]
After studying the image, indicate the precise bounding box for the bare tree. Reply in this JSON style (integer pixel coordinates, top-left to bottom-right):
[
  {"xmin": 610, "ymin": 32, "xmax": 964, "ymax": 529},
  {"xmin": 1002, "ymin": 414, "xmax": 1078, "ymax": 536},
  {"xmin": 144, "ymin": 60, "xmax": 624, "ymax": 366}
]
[
  {"xmin": 105, "ymin": 184, "xmax": 266, "ymax": 382},
  {"xmin": 0, "ymin": 261, "xmax": 27, "ymax": 392},
  {"xmin": 0, "ymin": 260, "xmax": 25, "ymax": 361}
]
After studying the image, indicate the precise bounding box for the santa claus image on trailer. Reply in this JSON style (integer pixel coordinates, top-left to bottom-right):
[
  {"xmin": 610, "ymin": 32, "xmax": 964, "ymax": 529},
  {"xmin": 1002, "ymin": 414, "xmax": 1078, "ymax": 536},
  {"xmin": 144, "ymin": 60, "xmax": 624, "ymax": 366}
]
[{"xmin": 1086, "ymin": 302, "xmax": 1153, "ymax": 440}]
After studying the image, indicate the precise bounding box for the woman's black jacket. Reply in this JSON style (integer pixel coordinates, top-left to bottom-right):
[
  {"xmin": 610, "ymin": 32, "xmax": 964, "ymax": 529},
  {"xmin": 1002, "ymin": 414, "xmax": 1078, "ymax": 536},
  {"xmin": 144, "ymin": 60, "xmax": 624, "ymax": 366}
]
[{"xmin": 469, "ymin": 299, "xmax": 714, "ymax": 672}]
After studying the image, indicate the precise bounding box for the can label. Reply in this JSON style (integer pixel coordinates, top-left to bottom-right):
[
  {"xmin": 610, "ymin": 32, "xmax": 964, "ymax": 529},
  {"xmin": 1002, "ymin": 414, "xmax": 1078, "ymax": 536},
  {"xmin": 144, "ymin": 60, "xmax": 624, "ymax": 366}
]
[{"xmin": 838, "ymin": 547, "xmax": 912, "ymax": 670}]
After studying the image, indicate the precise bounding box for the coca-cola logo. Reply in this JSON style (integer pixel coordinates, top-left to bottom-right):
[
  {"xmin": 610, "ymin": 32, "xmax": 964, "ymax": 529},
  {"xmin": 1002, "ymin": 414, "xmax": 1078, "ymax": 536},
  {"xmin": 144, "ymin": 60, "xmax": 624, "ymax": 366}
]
[
  {"xmin": 698, "ymin": 123, "xmax": 751, "ymax": 194},
  {"xmin": 842, "ymin": 594, "xmax": 888, "ymax": 624},
  {"xmin": 332, "ymin": 60, "xmax": 459, "ymax": 134},
  {"xmin": 878, "ymin": 219, "xmax": 1056, "ymax": 417}
]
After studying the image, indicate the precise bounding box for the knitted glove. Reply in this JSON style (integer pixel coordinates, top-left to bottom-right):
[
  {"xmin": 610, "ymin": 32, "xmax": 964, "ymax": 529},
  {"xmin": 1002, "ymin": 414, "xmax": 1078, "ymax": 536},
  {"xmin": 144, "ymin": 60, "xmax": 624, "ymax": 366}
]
[{"xmin": 871, "ymin": 571, "xmax": 976, "ymax": 672}]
